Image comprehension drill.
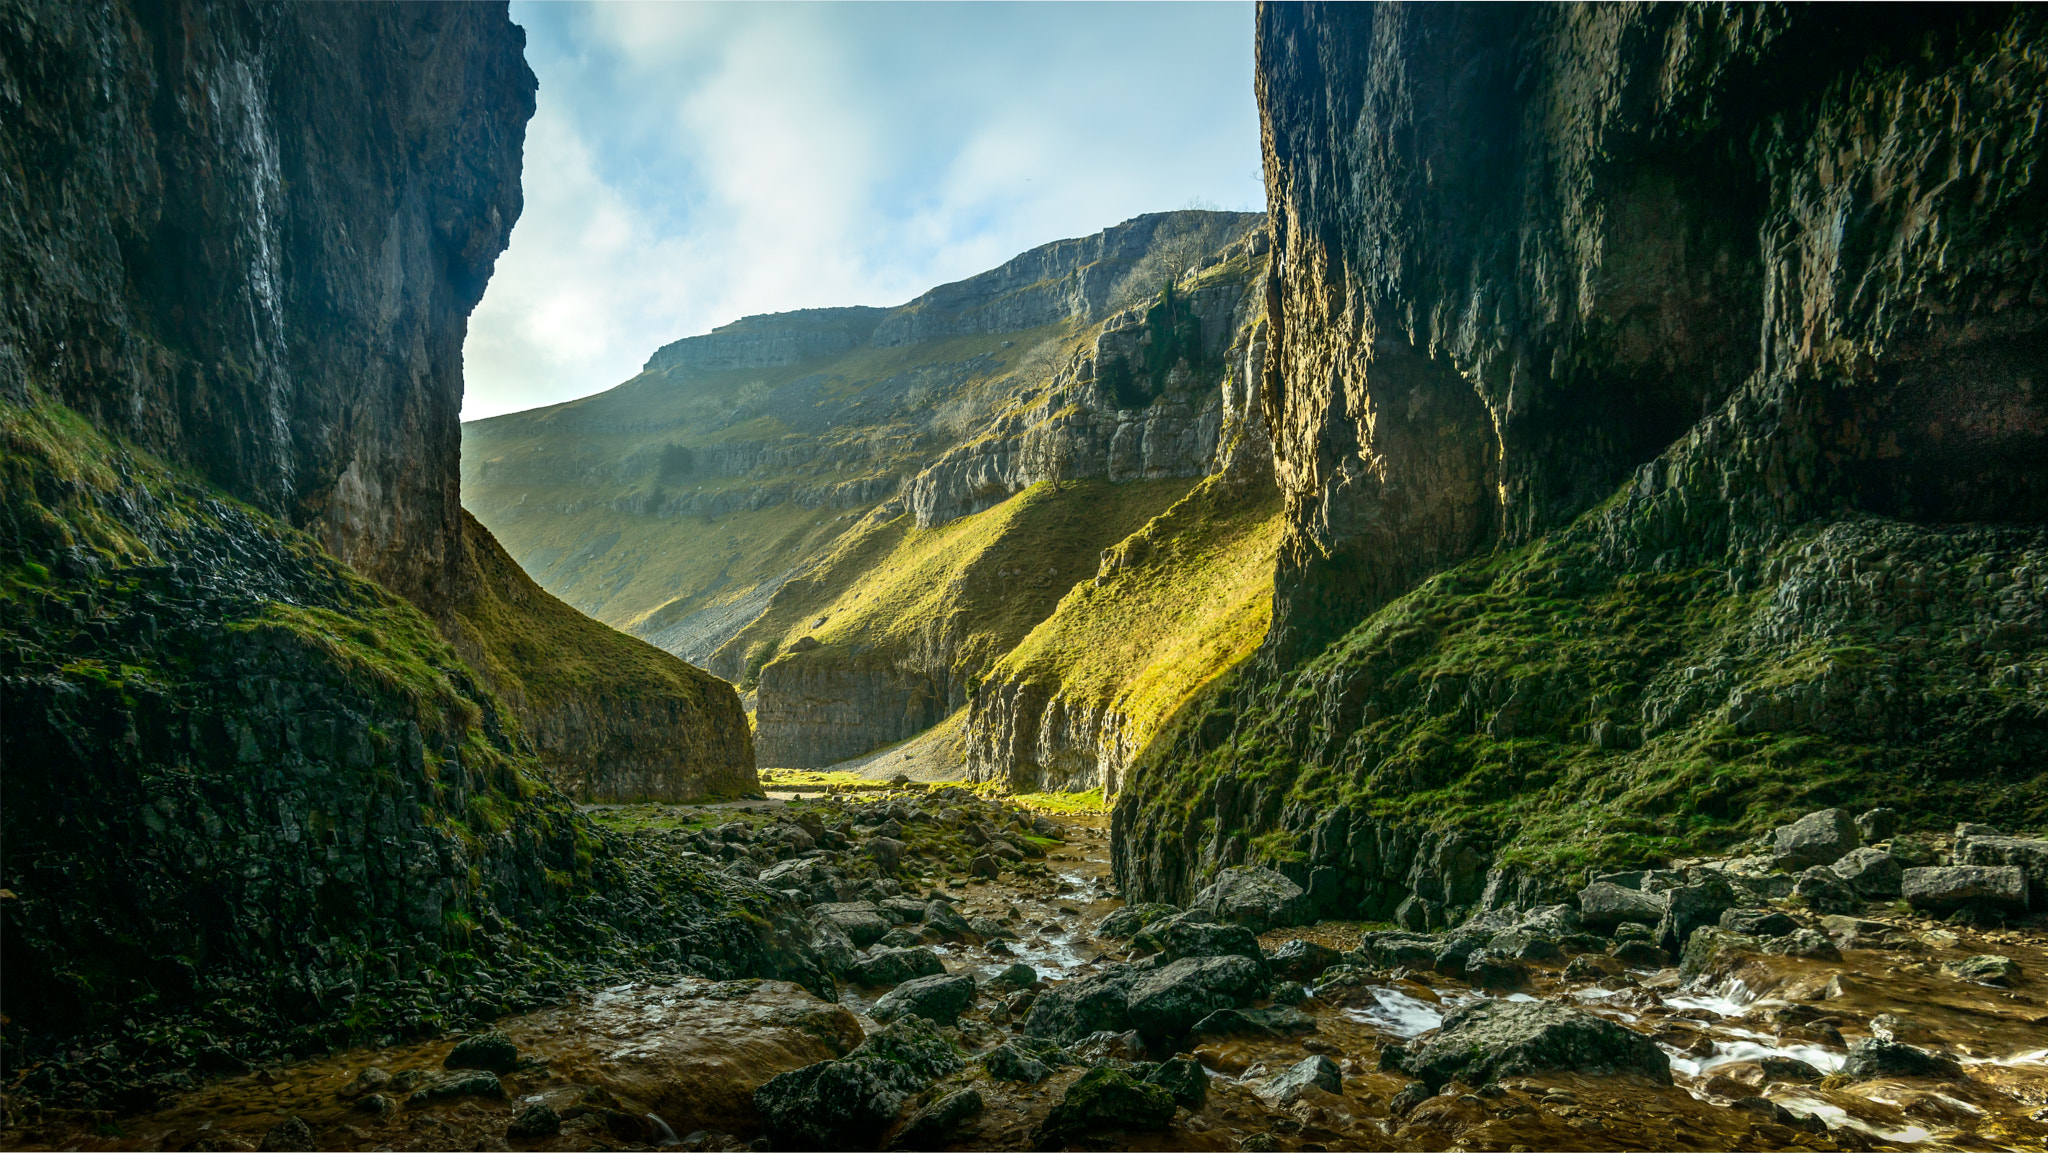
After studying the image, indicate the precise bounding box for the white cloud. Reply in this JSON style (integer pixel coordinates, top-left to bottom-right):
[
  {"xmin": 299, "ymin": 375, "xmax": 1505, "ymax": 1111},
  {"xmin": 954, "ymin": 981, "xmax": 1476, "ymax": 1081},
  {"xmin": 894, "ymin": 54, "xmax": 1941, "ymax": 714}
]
[{"xmin": 461, "ymin": 1, "xmax": 1260, "ymax": 420}]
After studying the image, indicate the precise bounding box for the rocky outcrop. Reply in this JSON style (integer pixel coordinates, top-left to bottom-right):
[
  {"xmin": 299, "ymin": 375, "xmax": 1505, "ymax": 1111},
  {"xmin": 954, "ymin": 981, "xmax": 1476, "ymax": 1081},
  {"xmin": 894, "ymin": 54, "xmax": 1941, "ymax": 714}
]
[
  {"xmin": 754, "ymin": 661, "xmax": 950, "ymax": 769},
  {"xmin": 644, "ymin": 307, "xmax": 889, "ymax": 373},
  {"xmin": 1, "ymin": 0, "xmax": 749, "ymax": 802},
  {"xmin": 1116, "ymin": 3, "xmax": 2048, "ymax": 910}
]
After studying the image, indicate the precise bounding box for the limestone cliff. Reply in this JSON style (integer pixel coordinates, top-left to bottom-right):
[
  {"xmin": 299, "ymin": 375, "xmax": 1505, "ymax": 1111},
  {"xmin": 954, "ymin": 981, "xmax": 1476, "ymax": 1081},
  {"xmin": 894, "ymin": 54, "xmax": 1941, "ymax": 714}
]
[
  {"xmin": 0, "ymin": 0, "xmax": 789, "ymax": 1099},
  {"xmin": 1116, "ymin": 2, "xmax": 2048, "ymax": 920},
  {"xmin": 0, "ymin": 0, "xmax": 748, "ymax": 802}
]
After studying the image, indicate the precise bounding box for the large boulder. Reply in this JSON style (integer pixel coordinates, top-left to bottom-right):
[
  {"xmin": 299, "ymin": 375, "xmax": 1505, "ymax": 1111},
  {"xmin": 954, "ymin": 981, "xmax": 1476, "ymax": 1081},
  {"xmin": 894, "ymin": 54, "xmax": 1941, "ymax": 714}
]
[
  {"xmin": 1260, "ymin": 1055, "xmax": 1341, "ymax": 1103},
  {"xmin": 1771, "ymin": 808, "xmax": 1860, "ymax": 870},
  {"xmin": 1186, "ymin": 867, "xmax": 1312, "ymax": 933},
  {"xmin": 1575, "ymin": 882, "xmax": 1667, "ymax": 934},
  {"xmin": 922, "ymin": 900, "xmax": 973, "ymax": 941},
  {"xmin": 1265, "ymin": 938, "xmax": 1343, "ymax": 982},
  {"xmin": 1351, "ymin": 930, "xmax": 1443, "ymax": 968},
  {"xmin": 1126, "ymin": 955, "xmax": 1265, "ymax": 1041},
  {"xmin": 1132, "ymin": 914, "xmax": 1267, "ymax": 971},
  {"xmin": 1095, "ymin": 903, "xmax": 1182, "ymax": 939},
  {"xmin": 812, "ymin": 902, "xmax": 893, "ymax": 949},
  {"xmin": 755, "ymin": 1016, "xmax": 964, "ymax": 1151},
  {"xmin": 1679, "ymin": 927, "xmax": 1760, "ymax": 978},
  {"xmin": 885, "ymin": 1087, "xmax": 983, "ymax": 1151},
  {"xmin": 870, "ymin": 973, "xmax": 977, "ymax": 1026},
  {"xmin": 1901, "ymin": 865, "xmax": 2030, "ymax": 913},
  {"xmin": 851, "ymin": 947, "xmax": 947, "ymax": 988},
  {"xmin": 1956, "ymin": 835, "xmax": 2048, "ymax": 909},
  {"xmin": 1718, "ymin": 908, "xmax": 1800, "ymax": 938},
  {"xmin": 1030, "ymin": 1067, "xmax": 1176, "ymax": 1148},
  {"xmin": 1840, "ymin": 1038, "xmax": 1963, "ymax": 1081},
  {"xmin": 1389, "ymin": 1000, "xmax": 1671, "ymax": 1090},
  {"xmin": 1654, "ymin": 877, "xmax": 1736, "ymax": 954},
  {"xmin": 1792, "ymin": 866, "xmax": 1862, "ymax": 914},
  {"xmin": 1020, "ymin": 970, "xmax": 1136, "ymax": 1044},
  {"xmin": 1830, "ymin": 848, "xmax": 1904, "ymax": 898}
]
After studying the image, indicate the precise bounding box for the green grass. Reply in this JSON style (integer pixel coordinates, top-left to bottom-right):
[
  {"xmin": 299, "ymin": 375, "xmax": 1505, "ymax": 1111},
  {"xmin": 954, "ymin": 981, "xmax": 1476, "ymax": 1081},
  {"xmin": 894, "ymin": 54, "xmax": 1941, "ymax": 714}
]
[{"xmin": 1009, "ymin": 788, "xmax": 1107, "ymax": 815}]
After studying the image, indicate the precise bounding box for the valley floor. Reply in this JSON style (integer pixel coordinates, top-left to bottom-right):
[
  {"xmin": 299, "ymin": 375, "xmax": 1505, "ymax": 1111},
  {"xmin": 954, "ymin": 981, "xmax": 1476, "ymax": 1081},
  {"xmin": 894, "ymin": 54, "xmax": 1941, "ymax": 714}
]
[{"xmin": 9, "ymin": 790, "xmax": 2045, "ymax": 1153}]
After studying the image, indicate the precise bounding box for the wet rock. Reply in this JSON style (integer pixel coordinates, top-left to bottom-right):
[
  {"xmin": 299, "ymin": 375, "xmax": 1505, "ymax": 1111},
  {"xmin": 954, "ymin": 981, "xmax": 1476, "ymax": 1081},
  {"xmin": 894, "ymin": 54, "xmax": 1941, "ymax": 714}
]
[
  {"xmin": 1388, "ymin": 1080, "xmax": 1432, "ymax": 1116},
  {"xmin": 408, "ymin": 1070, "xmax": 507, "ymax": 1106},
  {"xmin": 1817, "ymin": 914, "xmax": 1894, "ymax": 948},
  {"xmin": 1127, "ymin": 954, "xmax": 1265, "ymax": 1041},
  {"xmin": 1031, "ymin": 1066, "xmax": 1176, "ymax": 1148},
  {"xmin": 1145, "ymin": 1056, "xmax": 1208, "ymax": 1109},
  {"xmin": 1188, "ymin": 1005, "xmax": 1316, "ymax": 1041},
  {"xmin": 754, "ymin": 1016, "xmax": 963, "ymax": 1151},
  {"xmin": 1575, "ymin": 882, "xmax": 1667, "ymax": 933},
  {"xmin": 1260, "ymin": 1054, "xmax": 1342, "ymax": 1103},
  {"xmin": 852, "ymin": 947, "xmax": 947, "ymax": 988},
  {"xmin": 1902, "ymin": 865, "xmax": 2030, "ymax": 913},
  {"xmin": 969, "ymin": 854, "xmax": 1000, "ymax": 879},
  {"xmin": 507, "ymin": 1102, "xmax": 561, "ymax": 1141},
  {"xmin": 1389, "ymin": 999, "xmax": 1670, "ymax": 1089},
  {"xmin": 342, "ymin": 1067, "xmax": 392, "ymax": 1097},
  {"xmin": 1609, "ymin": 940, "xmax": 1669, "ymax": 969},
  {"xmin": 966, "ymin": 915, "xmax": 1015, "ymax": 941},
  {"xmin": 1069, "ymin": 1029, "xmax": 1148, "ymax": 1065},
  {"xmin": 809, "ymin": 918, "xmax": 861, "ymax": 975},
  {"xmin": 354, "ymin": 1093, "xmax": 395, "ymax": 1117},
  {"xmin": 812, "ymin": 902, "xmax": 893, "ymax": 948},
  {"xmin": 1563, "ymin": 953, "xmax": 1624, "ymax": 980},
  {"xmin": 1464, "ymin": 949, "xmax": 1531, "ymax": 989},
  {"xmin": 1855, "ymin": 808, "xmax": 1901, "ymax": 843},
  {"xmin": 1265, "ymin": 937, "xmax": 1342, "ymax": 981},
  {"xmin": 1792, "ymin": 866, "xmax": 1861, "ymax": 914},
  {"xmin": 1830, "ymin": 847, "xmax": 1904, "ymax": 898},
  {"xmin": 1133, "ymin": 914, "xmax": 1267, "ymax": 970},
  {"xmin": 922, "ymin": 900, "xmax": 973, "ymax": 940},
  {"xmin": 1718, "ymin": 908, "xmax": 1799, "ymax": 938},
  {"xmin": 1756, "ymin": 1056, "xmax": 1825, "ymax": 1083},
  {"xmin": 871, "ymin": 972, "xmax": 977, "ymax": 1026},
  {"xmin": 989, "ymin": 962, "xmax": 1038, "ymax": 989},
  {"xmin": 1021, "ymin": 970, "xmax": 1135, "ymax": 1043},
  {"xmin": 1869, "ymin": 1014, "xmax": 1943, "ymax": 1045},
  {"xmin": 876, "ymin": 927, "xmax": 926, "ymax": 949},
  {"xmin": 1772, "ymin": 808, "xmax": 1860, "ymax": 870},
  {"xmin": 1186, "ymin": 866, "xmax": 1312, "ymax": 933},
  {"xmin": 885, "ymin": 1087, "xmax": 983, "ymax": 1151},
  {"xmin": 879, "ymin": 897, "xmax": 930, "ymax": 923},
  {"xmin": 1393, "ymin": 893, "xmax": 1444, "ymax": 931},
  {"xmin": 1762, "ymin": 928, "xmax": 1841, "ymax": 961},
  {"xmin": 983, "ymin": 1041, "xmax": 1055, "ymax": 1084},
  {"xmin": 1679, "ymin": 927, "xmax": 1760, "ymax": 977},
  {"xmin": 1840, "ymin": 1037, "xmax": 1963, "ymax": 1081},
  {"xmin": 446, "ymin": 1031, "xmax": 520, "ymax": 1074},
  {"xmin": 1352, "ymin": 930, "xmax": 1442, "ymax": 969},
  {"xmin": 1944, "ymin": 954, "xmax": 2021, "ymax": 986},
  {"xmin": 1487, "ymin": 929, "xmax": 1565, "ymax": 964},
  {"xmin": 1095, "ymin": 903, "xmax": 1181, "ymax": 938},
  {"xmin": 1432, "ymin": 931, "xmax": 1493, "ymax": 975},
  {"xmin": 258, "ymin": 1116, "xmax": 312, "ymax": 1152}
]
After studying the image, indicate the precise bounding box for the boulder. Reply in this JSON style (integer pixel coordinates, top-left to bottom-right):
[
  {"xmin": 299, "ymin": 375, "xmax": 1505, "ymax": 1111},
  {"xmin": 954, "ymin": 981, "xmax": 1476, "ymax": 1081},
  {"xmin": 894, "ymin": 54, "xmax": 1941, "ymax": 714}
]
[
  {"xmin": 1265, "ymin": 938, "xmax": 1342, "ymax": 981},
  {"xmin": 852, "ymin": 947, "xmax": 947, "ymax": 988},
  {"xmin": 1855, "ymin": 808, "xmax": 1901, "ymax": 843},
  {"xmin": 407, "ymin": 1070, "xmax": 506, "ymax": 1106},
  {"xmin": 922, "ymin": 900, "xmax": 973, "ymax": 940},
  {"xmin": 445, "ymin": 1031, "xmax": 519, "ymax": 1074},
  {"xmin": 1020, "ymin": 970, "xmax": 1135, "ymax": 1043},
  {"xmin": 1830, "ymin": 847, "xmax": 1904, "ymax": 898},
  {"xmin": 1132, "ymin": 914, "xmax": 1267, "ymax": 970},
  {"xmin": 1068, "ymin": 1029, "xmax": 1148, "ymax": 1065},
  {"xmin": 1901, "ymin": 865, "xmax": 2030, "ymax": 913},
  {"xmin": 989, "ymin": 962, "xmax": 1038, "ymax": 989},
  {"xmin": 808, "ymin": 917, "xmax": 860, "ymax": 975},
  {"xmin": 1464, "ymin": 950, "xmax": 1532, "ymax": 990},
  {"xmin": 1389, "ymin": 1000, "xmax": 1671, "ymax": 1089},
  {"xmin": 1718, "ymin": 908, "xmax": 1799, "ymax": 938},
  {"xmin": 1126, "ymin": 955, "xmax": 1265, "ymax": 1041},
  {"xmin": 1840, "ymin": 1038, "xmax": 1963, "ymax": 1081},
  {"xmin": 1096, "ymin": 903, "xmax": 1181, "ymax": 939},
  {"xmin": 1771, "ymin": 808, "xmax": 1860, "ymax": 870},
  {"xmin": 1654, "ymin": 878, "xmax": 1737, "ymax": 954},
  {"xmin": 884, "ymin": 1087, "xmax": 983, "ymax": 1151},
  {"xmin": 755, "ymin": 1016, "xmax": 964, "ymax": 1151},
  {"xmin": 1679, "ymin": 927, "xmax": 1759, "ymax": 978},
  {"xmin": 505, "ymin": 1102, "xmax": 560, "ymax": 1141},
  {"xmin": 1792, "ymin": 866, "xmax": 1861, "ymax": 914},
  {"xmin": 1487, "ymin": 930, "xmax": 1565, "ymax": 964},
  {"xmin": 870, "ymin": 973, "xmax": 977, "ymax": 1026},
  {"xmin": 1943, "ymin": 954, "xmax": 2021, "ymax": 986},
  {"xmin": 1259, "ymin": 1055, "xmax": 1341, "ymax": 1103},
  {"xmin": 258, "ymin": 1117, "xmax": 312, "ymax": 1152},
  {"xmin": 982, "ymin": 1042, "xmax": 1054, "ymax": 1084},
  {"xmin": 1144, "ymin": 1056, "xmax": 1208, "ymax": 1109},
  {"xmin": 812, "ymin": 902, "xmax": 893, "ymax": 948},
  {"xmin": 1956, "ymin": 835, "xmax": 2048, "ymax": 909},
  {"xmin": 1610, "ymin": 940, "xmax": 1669, "ymax": 969},
  {"xmin": 1352, "ymin": 931, "xmax": 1442, "ymax": 969},
  {"xmin": 1575, "ymin": 882, "xmax": 1667, "ymax": 933},
  {"xmin": 1762, "ymin": 928, "xmax": 1841, "ymax": 961},
  {"xmin": 1394, "ymin": 893, "xmax": 1443, "ymax": 931},
  {"xmin": 1186, "ymin": 867, "xmax": 1312, "ymax": 933},
  {"xmin": 1030, "ymin": 1067, "xmax": 1175, "ymax": 1148}
]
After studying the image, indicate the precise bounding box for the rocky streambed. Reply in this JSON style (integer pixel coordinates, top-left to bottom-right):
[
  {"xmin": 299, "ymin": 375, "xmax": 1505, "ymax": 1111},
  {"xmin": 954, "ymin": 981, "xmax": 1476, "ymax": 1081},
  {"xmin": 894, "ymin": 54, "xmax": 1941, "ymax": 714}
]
[{"xmin": 9, "ymin": 794, "xmax": 2045, "ymax": 1152}]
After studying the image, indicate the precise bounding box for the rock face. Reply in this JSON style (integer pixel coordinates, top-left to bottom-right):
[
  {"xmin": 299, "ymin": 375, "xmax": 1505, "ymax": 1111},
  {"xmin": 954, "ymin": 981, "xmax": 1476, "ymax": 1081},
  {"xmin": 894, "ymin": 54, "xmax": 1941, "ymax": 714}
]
[
  {"xmin": 1117, "ymin": 3, "xmax": 2048, "ymax": 908},
  {"xmin": 0, "ymin": 0, "xmax": 752, "ymax": 802}
]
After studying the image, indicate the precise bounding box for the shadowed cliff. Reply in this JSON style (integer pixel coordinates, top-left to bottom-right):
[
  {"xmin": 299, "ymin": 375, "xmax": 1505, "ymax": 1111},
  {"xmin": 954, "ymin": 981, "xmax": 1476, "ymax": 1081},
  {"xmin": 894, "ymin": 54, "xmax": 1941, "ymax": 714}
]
[{"xmin": 1116, "ymin": 2, "xmax": 2048, "ymax": 921}]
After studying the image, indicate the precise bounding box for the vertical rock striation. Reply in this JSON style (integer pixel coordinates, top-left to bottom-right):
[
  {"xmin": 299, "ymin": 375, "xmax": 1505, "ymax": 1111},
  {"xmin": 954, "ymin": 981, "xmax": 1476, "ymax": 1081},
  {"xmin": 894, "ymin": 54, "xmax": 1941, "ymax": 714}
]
[{"xmin": 1117, "ymin": 3, "xmax": 2048, "ymax": 912}]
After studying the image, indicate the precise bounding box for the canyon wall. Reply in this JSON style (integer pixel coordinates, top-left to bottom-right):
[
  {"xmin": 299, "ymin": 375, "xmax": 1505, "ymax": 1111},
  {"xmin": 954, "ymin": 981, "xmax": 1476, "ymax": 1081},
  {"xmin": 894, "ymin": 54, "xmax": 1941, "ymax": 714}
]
[
  {"xmin": 1, "ymin": 0, "xmax": 750, "ymax": 801},
  {"xmin": 1116, "ymin": 2, "xmax": 2048, "ymax": 919}
]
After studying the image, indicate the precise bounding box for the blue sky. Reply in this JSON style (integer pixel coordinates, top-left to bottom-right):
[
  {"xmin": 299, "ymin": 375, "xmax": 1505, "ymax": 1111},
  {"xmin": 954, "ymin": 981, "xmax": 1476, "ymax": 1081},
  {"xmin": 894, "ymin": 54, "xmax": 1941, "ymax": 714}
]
[{"xmin": 460, "ymin": 1, "xmax": 1262, "ymax": 420}]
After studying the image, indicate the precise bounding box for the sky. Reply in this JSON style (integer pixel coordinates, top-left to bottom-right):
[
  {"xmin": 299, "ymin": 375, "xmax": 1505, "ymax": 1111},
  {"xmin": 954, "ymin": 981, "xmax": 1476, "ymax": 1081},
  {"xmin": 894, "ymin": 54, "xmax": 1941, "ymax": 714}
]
[{"xmin": 459, "ymin": 1, "xmax": 1263, "ymax": 421}]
